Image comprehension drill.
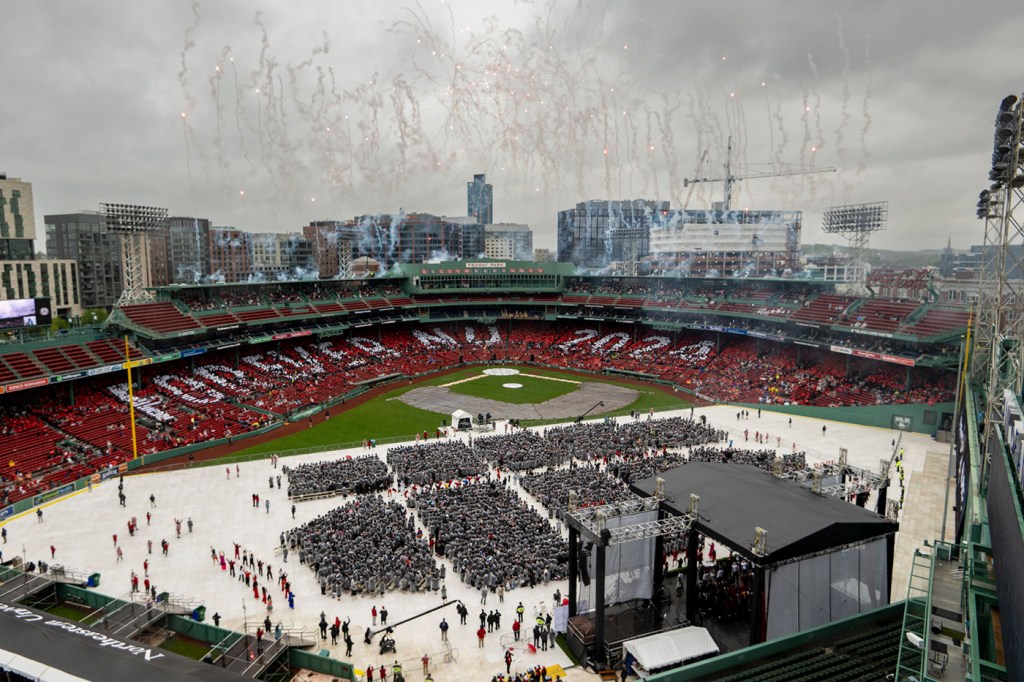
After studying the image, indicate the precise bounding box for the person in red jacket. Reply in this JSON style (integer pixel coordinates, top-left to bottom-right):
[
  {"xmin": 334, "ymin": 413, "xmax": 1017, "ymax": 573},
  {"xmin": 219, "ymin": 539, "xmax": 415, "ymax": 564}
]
[{"xmin": 477, "ymin": 626, "xmax": 486, "ymax": 647}]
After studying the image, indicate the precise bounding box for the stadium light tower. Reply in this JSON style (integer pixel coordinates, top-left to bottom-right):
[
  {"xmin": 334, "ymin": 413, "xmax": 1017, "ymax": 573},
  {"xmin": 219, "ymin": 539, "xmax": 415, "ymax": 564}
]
[
  {"xmin": 971, "ymin": 93, "xmax": 1024, "ymax": 464},
  {"xmin": 101, "ymin": 203, "xmax": 168, "ymax": 306},
  {"xmin": 822, "ymin": 201, "xmax": 888, "ymax": 292}
]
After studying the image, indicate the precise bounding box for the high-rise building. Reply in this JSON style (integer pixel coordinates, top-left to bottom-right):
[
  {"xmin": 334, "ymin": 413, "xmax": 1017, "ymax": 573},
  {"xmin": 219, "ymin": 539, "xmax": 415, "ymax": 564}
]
[
  {"xmin": 252, "ymin": 232, "xmax": 316, "ymax": 280},
  {"xmin": 467, "ymin": 174, "xmax": 493, "ymax": 225},
  {"xmin": 0, "ymin": 174, "xmax": 80, "ymax": 318},
  {"xmin": 304, "ymin": 213, "xmax": 486, "ymax": 276},
  {"xmin": 556, "ymin": 199, "xmax": 667, "ymax": 272},
  {"xmin": 303, "ymin": 220, "xmax": 356, "ymax": 279},
  {"xmin": 45, "ymin": 212, "xmax": 123, "ymax": 309},
  {"xmin": 161, "ymin": 217, "xmax": 212, "ymax": 285},
  {"xmin": 208, "ymin": 227, "xmax": 253, "ymax": 284},
  {"xmin": 485, "ymin": 224, "xmax": 533, "ymax": 260}
]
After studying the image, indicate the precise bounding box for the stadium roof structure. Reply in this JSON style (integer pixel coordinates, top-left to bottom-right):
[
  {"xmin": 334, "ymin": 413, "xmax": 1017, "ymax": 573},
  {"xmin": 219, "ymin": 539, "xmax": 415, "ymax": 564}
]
[
  {"xmin": 631, "ymin": 462, "xmax": 898, "ymax": 566},
  {"xmin": 0, "ymin": 603, "xmax": 245, "ymax": 682}
]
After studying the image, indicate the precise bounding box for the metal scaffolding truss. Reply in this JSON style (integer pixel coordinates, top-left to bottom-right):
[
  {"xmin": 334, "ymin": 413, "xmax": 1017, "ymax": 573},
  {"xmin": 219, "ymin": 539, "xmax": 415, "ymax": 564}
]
[
  {"xmin": 779, "ymin": 462, "xmax": 883, "ymax": 499},
  {"xmin": 971, "ymin": 94, "xmax": 1024, "ymax": 463},
  {"xmin": 565, "ymin": 495, "xmax": 697, "ymax": 546}
]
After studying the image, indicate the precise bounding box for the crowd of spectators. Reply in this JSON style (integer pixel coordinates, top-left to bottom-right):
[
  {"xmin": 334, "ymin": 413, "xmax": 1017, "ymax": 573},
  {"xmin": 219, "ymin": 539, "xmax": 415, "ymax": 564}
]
[
  {"xmin": 542, "ymin": 417, "xmax": 727, "ymax": 462},
  {"xmin": 414, "ymin": 480, "xmax": 568, "ymax": 590},
  {"xmin": 219, "ymin": 291, "xmax": 265, "ymax": 307},
  {"xmin": 386, "ymin": 441, "xmax": 488, "ymax": 487},
  {"xmin": 0, "ymin": 317, "xmax": 955, "ymax": 506},
  {"xmin": 177, "ymin": 292, "xmax": 220, "ymax": 311},
  {"xmin": 689, "ymin": 446, "xmax": 807, "ymax": 475},
  {"xmin": 473, "ymin": 430, "xmax": 563, "ymax": 471},
  {"xmin": 611, "ymin": 450, "xmax": 691, "ymax": 484},
  {"xmin": 267, "ymin": 289, "xmax": 304, "ymax": 304},
  {"xmin": 288, "ymin": 495, "xmax": 441, "ymax": 596},
  {"xmin": 284, "ymin": 455, "xmax": 390, "ymax": 499},
  {"xmin": 520, "ymin": 465, "xmax": 634, "ymax": 519},
  {"xmin": 694, "ymin": 552, "xmax": 754, "ymax": 625}
]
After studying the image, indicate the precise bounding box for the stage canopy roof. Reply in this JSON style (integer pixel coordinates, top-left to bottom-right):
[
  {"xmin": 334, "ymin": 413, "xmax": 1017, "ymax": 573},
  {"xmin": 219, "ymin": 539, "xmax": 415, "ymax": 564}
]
[{"xmin": 631, "ymin": 462, "xmax": 898, "ymax": 565}]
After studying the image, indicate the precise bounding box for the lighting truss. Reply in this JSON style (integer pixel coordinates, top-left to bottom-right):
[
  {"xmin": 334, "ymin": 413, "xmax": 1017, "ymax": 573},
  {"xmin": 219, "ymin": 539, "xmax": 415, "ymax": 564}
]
[
  {"xmin": 565, "ymin": 495, "xmax": 696, "ymax": 546},
  {"xmin": 972, "ymin": 94, "xmax": 1024, "ymax": 465},
  {"xmin": 776, "ymin": 459, "xmax": 884, "ymax": 501}
]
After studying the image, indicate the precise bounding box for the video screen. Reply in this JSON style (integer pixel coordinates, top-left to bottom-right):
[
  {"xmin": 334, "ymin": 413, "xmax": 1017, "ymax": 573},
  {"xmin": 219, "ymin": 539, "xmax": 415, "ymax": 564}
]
[{"xmin": 0, "ymin": 298, "xmax": 52, "ymax": 330}]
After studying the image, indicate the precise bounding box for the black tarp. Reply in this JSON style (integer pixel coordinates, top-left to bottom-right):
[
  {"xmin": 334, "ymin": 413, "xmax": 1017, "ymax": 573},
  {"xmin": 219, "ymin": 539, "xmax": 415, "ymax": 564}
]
[
  {"xmin": 631, "ymin": 462, "xmax": 898, "ymax": 565},
  {"xmin": 0, "ymin": 601, "xmax": 246, "ymax": 682}
]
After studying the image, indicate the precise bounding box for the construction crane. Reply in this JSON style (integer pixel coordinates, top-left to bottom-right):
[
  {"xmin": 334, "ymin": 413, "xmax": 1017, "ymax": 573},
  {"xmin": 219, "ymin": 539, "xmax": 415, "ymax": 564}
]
[
  {"xmin": 681, "ymin": 149, "xmax": 708, "ymax": 210},
  {"xmin": 682, "ymin": 137, "xmax": 836, "ymax": 211}
]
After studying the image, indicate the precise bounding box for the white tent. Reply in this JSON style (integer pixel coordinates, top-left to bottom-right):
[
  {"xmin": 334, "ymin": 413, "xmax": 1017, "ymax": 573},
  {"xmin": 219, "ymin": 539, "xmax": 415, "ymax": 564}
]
[
  {"xmin": 452, "ymin": 409, "xmax": 474, "ymax": 430},
  {"xmin": 622, "ymin": 626, "xmax": 719, "ymax": 678}
]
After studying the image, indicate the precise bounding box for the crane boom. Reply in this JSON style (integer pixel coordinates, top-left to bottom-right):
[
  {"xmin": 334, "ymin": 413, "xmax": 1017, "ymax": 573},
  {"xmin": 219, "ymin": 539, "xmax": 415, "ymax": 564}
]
[
  {"xmin": 681, "ymin": 149, "xmax": 708, "ymax": 210},
  {"xmin": 680, "ymin": 137, "xmax": 836, "ymax": 210}
]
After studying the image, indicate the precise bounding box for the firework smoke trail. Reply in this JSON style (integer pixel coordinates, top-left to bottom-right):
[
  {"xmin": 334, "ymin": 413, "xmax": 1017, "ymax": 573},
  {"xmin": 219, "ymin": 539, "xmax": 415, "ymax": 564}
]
[
  {"xmin": 178, "ymin": 0, "xmax": 200, "ymax": 209},
  {"xmin": 799, "ymin": 83, "xmax": 811, "ymax": 171},
  {"xmin": 600, "ymin": 87, "xmax": 614, "ymax": 198},
  {"xmin": 656, "ymin": 95, "xmax": 681, "ymax": 207},
  {"xmin": 178, "ymin": 0, "xmax": 199, "ymax": 114},
  {"xmin": 209, "ymin": 46, "xmax": 232, "ymax": 195},
  {"xmin": 858, "ymin": 36, "xmax": 872, "ymax": 177},
  {"xmin": 806, "ymin": 53, "xmax": 825, "ymax": 203},
  {"xmin": 390, "ymin": 73, "xmax": 428, "ymax": 174},
  {"xmin": 181, "ymin": 113, "xmax": 196, "ymax": 211},
  {"xmin": 721, "ymin": 53, "xmax": 751, "ymax": 200},
  {"xmin": 834, "ymin": 13, "xmax": 852, "ymax": 194},
  {"xmin": 252, "ymin": 11, "xmax": 270, "ymax": 169},
  {"xmin": 283, "ymin": 34, "xmax": 330, "ymax": 206},
  {"xmin": 229, "ymin": 56, "xmax": 255, "ymax": 174},
  {"xmin": 644, "ymin": 102, "xmax": 659, "ymax": 199},
  {"xmin": 762, "ymin": 78, "xmax": 777, "ymax": 169},
  {"xmin": 684, "ymin": 93, "xmax": 709, "ymax": 208},
  {"xmin": 323, "ymin": 65, "xmax": 350, "ymax": 208}
]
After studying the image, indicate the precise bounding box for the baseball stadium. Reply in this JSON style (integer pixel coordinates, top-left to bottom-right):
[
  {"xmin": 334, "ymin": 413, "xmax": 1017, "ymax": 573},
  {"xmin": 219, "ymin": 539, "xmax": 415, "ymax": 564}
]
[{"xmin": 0, "ymin": 256, "xmax": 1010, "ymax": 682}]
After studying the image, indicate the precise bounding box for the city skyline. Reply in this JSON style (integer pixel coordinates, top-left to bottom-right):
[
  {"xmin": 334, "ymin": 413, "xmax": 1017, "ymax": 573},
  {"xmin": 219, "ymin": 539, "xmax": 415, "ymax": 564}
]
[{"xmin": 3, "ymin": 1, "xmax": 1023, "ymax": 255}]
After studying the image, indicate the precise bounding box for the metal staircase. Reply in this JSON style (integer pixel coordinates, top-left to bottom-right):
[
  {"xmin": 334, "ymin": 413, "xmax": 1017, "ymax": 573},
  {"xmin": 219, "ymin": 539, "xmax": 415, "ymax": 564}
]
[{"xmin": 895, "ymin": 548, "xmax": 933, "ymax": 680}]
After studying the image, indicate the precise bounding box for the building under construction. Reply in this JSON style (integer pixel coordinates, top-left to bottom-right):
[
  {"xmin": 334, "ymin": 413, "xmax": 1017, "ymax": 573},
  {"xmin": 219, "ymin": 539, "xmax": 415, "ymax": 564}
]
[{"xmin": 646, "ymin": 208, "xmax": 803, "ymax": 278}]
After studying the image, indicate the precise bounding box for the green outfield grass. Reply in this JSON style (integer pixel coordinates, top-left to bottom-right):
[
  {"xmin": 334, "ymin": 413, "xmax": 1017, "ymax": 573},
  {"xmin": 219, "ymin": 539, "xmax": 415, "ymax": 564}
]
[
  {"xmin": 45, "ymin": 604, "xmax": 93, "ymax": 622},
  {"xmin": 446, "ymin": 371, "xmax": 579, "ymax": 404},
  {"xmin": 159, "ymin": 634, "xmax": 212, "ymax": 660},
  {"xmin": 235, "ymin": 366, "xmax": 691, "ymax": 457}
]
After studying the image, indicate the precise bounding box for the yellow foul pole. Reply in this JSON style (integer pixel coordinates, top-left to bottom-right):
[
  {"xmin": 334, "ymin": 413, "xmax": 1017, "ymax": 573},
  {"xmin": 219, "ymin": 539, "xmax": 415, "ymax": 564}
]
[{"xmin": 125, "ymin": 335, "xmax": 139, "ymax": 460}]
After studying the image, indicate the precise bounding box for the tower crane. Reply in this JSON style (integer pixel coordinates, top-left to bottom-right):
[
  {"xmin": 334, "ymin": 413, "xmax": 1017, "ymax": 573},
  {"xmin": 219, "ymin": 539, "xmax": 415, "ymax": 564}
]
[
  {"xmin": 681, "ymin": 149, "xmax": 708, "ymax": 210},
  {"xmin": 682, "ymin": 137, "xmax": 837, "ymax": 211}
]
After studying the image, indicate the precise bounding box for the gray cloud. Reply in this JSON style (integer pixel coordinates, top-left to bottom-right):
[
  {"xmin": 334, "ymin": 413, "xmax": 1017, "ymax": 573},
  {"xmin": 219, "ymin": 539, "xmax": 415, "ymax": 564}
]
[{"xmin": 2, "ymin": 0, "xmax": 1023, "ymax": 254}]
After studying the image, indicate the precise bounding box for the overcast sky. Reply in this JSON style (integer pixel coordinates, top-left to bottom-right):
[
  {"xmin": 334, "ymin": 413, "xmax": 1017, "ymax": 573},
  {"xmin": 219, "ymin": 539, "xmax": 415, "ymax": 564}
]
[{"xmin": 3, "ymin": 0, "xmax": 1023, "ymax": 253}]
